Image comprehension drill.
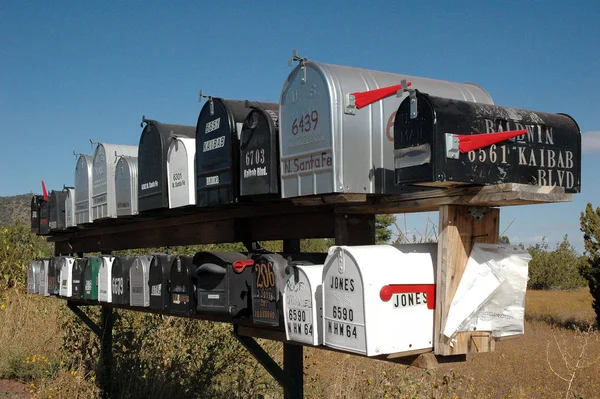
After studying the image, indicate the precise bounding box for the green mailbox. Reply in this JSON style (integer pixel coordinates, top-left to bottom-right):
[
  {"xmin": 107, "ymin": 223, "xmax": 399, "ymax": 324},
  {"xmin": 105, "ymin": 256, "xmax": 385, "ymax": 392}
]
[{"xmin": 83, "ymin": 257, "xmax": 100, "ymax": 300}]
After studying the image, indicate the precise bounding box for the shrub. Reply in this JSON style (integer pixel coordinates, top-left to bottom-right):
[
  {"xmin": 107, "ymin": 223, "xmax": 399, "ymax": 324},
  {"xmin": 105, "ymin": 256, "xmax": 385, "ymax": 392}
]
[{"xmin": 527, "ymin": 235, "xmax": 587, "ymax": 290}]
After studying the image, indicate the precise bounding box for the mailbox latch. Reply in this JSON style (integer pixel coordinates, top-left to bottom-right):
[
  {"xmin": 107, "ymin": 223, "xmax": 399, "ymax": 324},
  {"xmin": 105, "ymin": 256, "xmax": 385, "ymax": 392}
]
[
  {"xmin": 445, "ymin": 133, "xmax": 460, "ymax": 159},
  {"xmin": 288, "ymin": 48, "xmax": 308, "ymax": 84},
  {"xmin": 397, "ymin": 80, "xmax": 418, "ymax": 119},
  {"xmin": 344, "ymin": 93, "xmax": 357, "ymax": 115}
]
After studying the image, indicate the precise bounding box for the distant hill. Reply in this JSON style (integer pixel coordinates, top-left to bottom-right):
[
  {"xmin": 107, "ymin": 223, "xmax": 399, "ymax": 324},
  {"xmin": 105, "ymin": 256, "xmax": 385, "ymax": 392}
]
[{"xmin": 0, "ymin": 194, "xmax": 32, "ymax": 227}]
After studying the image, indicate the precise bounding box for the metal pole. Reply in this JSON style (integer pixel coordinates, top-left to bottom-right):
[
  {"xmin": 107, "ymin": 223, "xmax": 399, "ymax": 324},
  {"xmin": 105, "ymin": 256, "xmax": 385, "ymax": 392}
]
[
  {"xmin": 283, "ymin": 343, "xmax": 304, "ymax": 399},
  {"xmin": 99, "ymin": 307, "xmax": 114, "ymax": 398}
]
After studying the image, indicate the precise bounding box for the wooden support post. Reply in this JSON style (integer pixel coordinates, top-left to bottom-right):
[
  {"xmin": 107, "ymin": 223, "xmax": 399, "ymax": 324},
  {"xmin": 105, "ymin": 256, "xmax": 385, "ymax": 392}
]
[
  {"xmin": 434, "ymin": 205, "xmax": 500, "ymax": 356},
  {"xmin": 334, "ymin": 213, "xmax": 375, "ymax": 245},
  {"xmin": 98, "ymin": 307, "xmax": 114, "ymax": 398}
]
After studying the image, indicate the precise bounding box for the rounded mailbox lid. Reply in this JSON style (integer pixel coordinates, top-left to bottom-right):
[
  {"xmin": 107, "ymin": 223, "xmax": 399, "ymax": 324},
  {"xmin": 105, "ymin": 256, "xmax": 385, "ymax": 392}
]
[
  {"xmin": 115, "ymin": 156, "xmax": 139, "ymax": 216},
  {"xmin": 138, "ymin": 119, "xmax": 195, "ymax": 212},
  {"xmin": 167, "ymin": 137, "xmax": 196, "ymax": 208},
  {"xmin": 74, "ymin": 154, "xmax": 94, "ymax": 224},
  {"xmin": 148, "ymin": 254, "xmax": 173, "ymax": 310},
  {"xmin": 49, "ymin": 190, "xmax": 68, "ymax": 231},
  {"xmin": 65, "ymin": 187, "xmax": 75, "ymax": 228},
  {"xmin": 283, "ymin": 264, "xmax": 324, "ymax": 346},
  {"xmin": 30, "ymin": 195, "xmax": 44, "ymax": 234},
  {"xmin": 279, "ymin": 60, "xmax": 494, "ymax": 197},
  {"xmin": 240, "ymin": 104, "xmax": 280, "ymax": 196}
]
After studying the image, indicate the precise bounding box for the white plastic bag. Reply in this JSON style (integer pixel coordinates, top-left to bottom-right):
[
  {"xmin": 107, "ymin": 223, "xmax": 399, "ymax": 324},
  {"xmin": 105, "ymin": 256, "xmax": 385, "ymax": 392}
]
[{"xmin": 442, "ymin": 243, "xmax": 531, "ymax": 338}]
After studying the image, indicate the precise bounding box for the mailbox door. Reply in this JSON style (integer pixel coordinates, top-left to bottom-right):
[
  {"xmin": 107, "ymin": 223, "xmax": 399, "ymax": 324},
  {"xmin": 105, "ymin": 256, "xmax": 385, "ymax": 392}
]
[
  {"xmin": 240, "ymin": 106, "xmax": 280, "ymax": 196},
  {"xmin": 169, "ymin": 255, "xmax": 196, "ymax": 315},
  {"xmin": 130, "ymin": 256, "xmax": 151, "ymax": 307},
  {"xmin": 39, "ymin": 260, "xmax": 49, "ymax": 296},
  {"xmin": 74, "ymin": 154, "xmax": 93, "ymax": 224},
  {"xmin": 111, "ymin": 256, "xmax": 133, "ymax": 305},
  {"xmin": 83, "ymin": 257, "xmax": 100, "ymax": 300},
  {"xmin": 138, "ymin": 121, "xmax": 196, "ymax": 212},
  {"xmin": 27, "ymin": 262, "xmax": 37, "ymax": 294},
  {"xmin": 395, "ymin": 92, "xmax": 582, "ymax": 193},
  {"xmin": 167, "ymin": 138, "xmax": 196, "ymax": 208},
  {"xmin": 47, "ymin": 258, "xmax": 59, "ymax": 295},
  {"xmin": 59, "ymin": 257, "xmax": 74, "ymax": 297},
  {"xmin": 149, "ymin": 254, "xmax": 172, "ymax": 310},
  {"xmin": 71, "ymin": 258, "xmax": 87, "ymax": 299},
  {"xmin": 49, "ymin": 191, "xmax": 68, "ymax": 231},
  {"xmin": 251, "ymin": 253, "xmax": 291, "ymax": 326},
  {"xmin": 65, "ymin": 188, "xmax": 75, "ymax": 228},
  {"xmin": 39, "ymin": 200, "xmax": 49, "ymax": 235},
  {"xmin": 196, "ymin": 99, "xmax": 253, "ymax": 207},
  {"xmin": 30, "ymin": 195, "xmax": 43, "ymax": 234},
  {"xmin": 92, "ymin": 143, "xmax": 138, "ymax": 219},
  {"xmin": 283, "ymin": 265, "xmax": 324, "ymax": 345},
  {"xmin": 322, "ymin": 248, "xmax": 366, "ymax": 354},
  {"xmin": 98, "ymin": 256, "xmax": 115, "ymax": 303},
  {"xmin": 115, "ymin": 156, "xmax": 139, "ymax": 216},
  {"xmin": 194, "ymin": 252, "xmax": 250, "ymax": 317}
]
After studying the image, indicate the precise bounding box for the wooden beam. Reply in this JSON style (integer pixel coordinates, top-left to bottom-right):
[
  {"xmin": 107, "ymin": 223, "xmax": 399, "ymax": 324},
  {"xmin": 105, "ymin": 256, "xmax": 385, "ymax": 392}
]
[
  {"xmin": 334, "ymin": 214, "xmax": 375, "ymax": 245},
  {"xmin": 434, "ymin": 205, "xmax": 499, "ymax": 356}
]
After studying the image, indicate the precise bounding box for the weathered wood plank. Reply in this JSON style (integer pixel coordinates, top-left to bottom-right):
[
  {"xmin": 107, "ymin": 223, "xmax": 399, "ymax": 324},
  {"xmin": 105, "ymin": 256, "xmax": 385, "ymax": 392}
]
[{"xmin": 434, "ymin": 206, "xmax": 500, "ymax": 356}]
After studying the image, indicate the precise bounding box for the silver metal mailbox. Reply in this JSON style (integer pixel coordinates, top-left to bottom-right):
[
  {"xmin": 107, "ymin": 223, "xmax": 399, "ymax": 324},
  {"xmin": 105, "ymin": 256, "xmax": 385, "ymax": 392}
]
[
  {"xmin": 27, "ymin": 261, "xmax": 41, "ymax": 294},
  {"xmin": 92, "ymin": 143, "xmax": 138, "ymax": 220},
  {"xmin": 74, "ymin": 154, "xmax": 94, "ymax": 224},
  {"xmin": 279, "ymin": 59, "xmax": 494, "ymax": 197},
  {"xmin": 115, "ymin": 156, "xmax": 139, "ymax": 216},
  {"xmin": 283, "ymin": 264, "xmax": 324, "ymax": 346},
  {"xmin": 167, "ymin": 137, "xmax": 196, "ymax": 208},
  {"xmin": 98, "ymin": 255, "xmax": 115, "ymax": 303},
  {"xmin": 130, "ymin": 255, "xmax": 152, "ymax": 307},
  {"xmin": 59, "ymin": 256, "xmax": 75, "ymax": 297},
  {"xmin": 65, "ymin": 187, "xmax": 75, "ymax": 228},
  {"xmin": 138, "ymin": 119, "xmax": 196, "ymax": 212},
  {"xmin": 39, "ymin": 259, "xmax": 49, "ymax": 296}
]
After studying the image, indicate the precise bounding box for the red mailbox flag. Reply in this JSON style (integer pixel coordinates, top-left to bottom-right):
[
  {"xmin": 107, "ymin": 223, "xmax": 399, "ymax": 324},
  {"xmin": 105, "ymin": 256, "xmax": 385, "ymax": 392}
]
[
  {"xmin": 41, "ymin": 180, "xmax": 48, "ymax": 200},
  {"xmin": 456, "ymin": 129, "xmax": 527, "ymax": 153},
  {"xmin": 351, "ymin": 82, "xmax": 412, "ymax": 109}
]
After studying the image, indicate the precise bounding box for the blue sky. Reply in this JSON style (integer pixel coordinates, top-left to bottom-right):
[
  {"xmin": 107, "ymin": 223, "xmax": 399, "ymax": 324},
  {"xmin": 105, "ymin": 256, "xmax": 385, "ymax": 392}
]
[{"xmin": 1, "ymin": 1, "xmax": 598, "ymax": 252}]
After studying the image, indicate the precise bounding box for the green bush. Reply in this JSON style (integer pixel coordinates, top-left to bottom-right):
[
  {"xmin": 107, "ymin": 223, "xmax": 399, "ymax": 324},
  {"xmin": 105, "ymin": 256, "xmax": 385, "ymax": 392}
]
[
  {"xmin": 527, "ymin": 235, "xmax": 587, "ymax": 290},
  {"xmin": 0, "ymin": 220, "xmax": 53, "ymax": 290},
  {"xmin": 580, "ymin": 203, "xmax": 600, "ymax": 328}
]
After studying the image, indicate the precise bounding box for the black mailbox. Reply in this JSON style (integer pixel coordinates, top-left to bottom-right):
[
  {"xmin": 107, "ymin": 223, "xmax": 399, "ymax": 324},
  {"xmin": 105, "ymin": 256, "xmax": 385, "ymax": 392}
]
[
  {"xmin": 169, "ymin": 255, "xmax": 197, "ymax": 315},
  {"xmin": 149, "ymin": 254, "xmax": 173, "ymax": 310},
  {"xmin": 111, "ymin": 256, "xmax": 134, "ymax": 305},
  {"xmin": 37, "ymin": 197, "xmax": 50, "ymax": 236},
  {"xmin": 138, "ymin": 118, "xmax": 195, "ymax": 212},
  {"xmin": 48, "ymin": 258, "xmax": 60, "ymax": 295},
  {"xmin": 250, "ymin": 252, "xmax": 327, "ymax": 327},
  {"xmin": 196, "ymin": 99, "xmax": 278, "ymax": 207},
  {"xmin": 240, "ymin": 104, "xmax": 280, "ymax": 197},
  {"xmin": 49, "ymin": 190, "xmax": 68, "ymax": 231},
  {"xmin": 71, "ymin": 258, "xmax": 87, "ymax": 299},
  {"xmin": 194, "ymin": 252, "xmax": 251, "ymax": 317},
  {"xmin": 30, "ymin": 195, "xmax": 45, "ymax": 234},
  {"xmin": 394, "ymin": 92, "xmax": 581, "ymax": 193}
]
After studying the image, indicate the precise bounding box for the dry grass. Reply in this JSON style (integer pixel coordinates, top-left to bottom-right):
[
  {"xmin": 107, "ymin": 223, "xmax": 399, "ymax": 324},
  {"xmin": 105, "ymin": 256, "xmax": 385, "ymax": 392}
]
[{"xmin": 0, "ymin": 289, "xmax": 599, "ymax": 398}]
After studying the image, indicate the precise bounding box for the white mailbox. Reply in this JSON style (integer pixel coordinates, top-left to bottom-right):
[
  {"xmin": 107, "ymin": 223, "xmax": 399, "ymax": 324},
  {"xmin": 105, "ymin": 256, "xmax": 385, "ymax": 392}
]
[
  {"xmin": 59, "ymin": 256, "xmax": 75, "ymax": 297},
  {"xmin": 167, "ymin": 137, "xmax": 196, "ymax": 208},
  {"xmin": 98, "ymin": 255, "xmax": 115, "ymax": 303},
  {"xmin": 65, "ymin": 187, "xmax": 75, "ymax": 228},
  {"xmin": 283, "ymin": 264, "xmax": 324, "ymax": 346},
  {"xmin": 130, "ymin": 256, "xmax": 152, "ymax": 307},
  {"xmin": 279, "ymin": 59, "xmax": 494, "ymax": 198},
  {"xmin": 115, "ymin": 156, "xmax": 139, "ymax": 216},
  {"xmin": 27, "ymin": 261, "xmax": 41, "ymax": 294},
  {"xmin": 75, "ymin": 154, "xmax": 94, "ymax": 224},
  {"xmin": 322, "ymin": 244, "xmax": 437, "ymax": 356},
  {"xmin": 91, "ymin": 143, "xmax": 138, "ymax": 220},
  {"xmin": 38, "ymin": 259, "xmax": 49, "ymax": 296}
]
